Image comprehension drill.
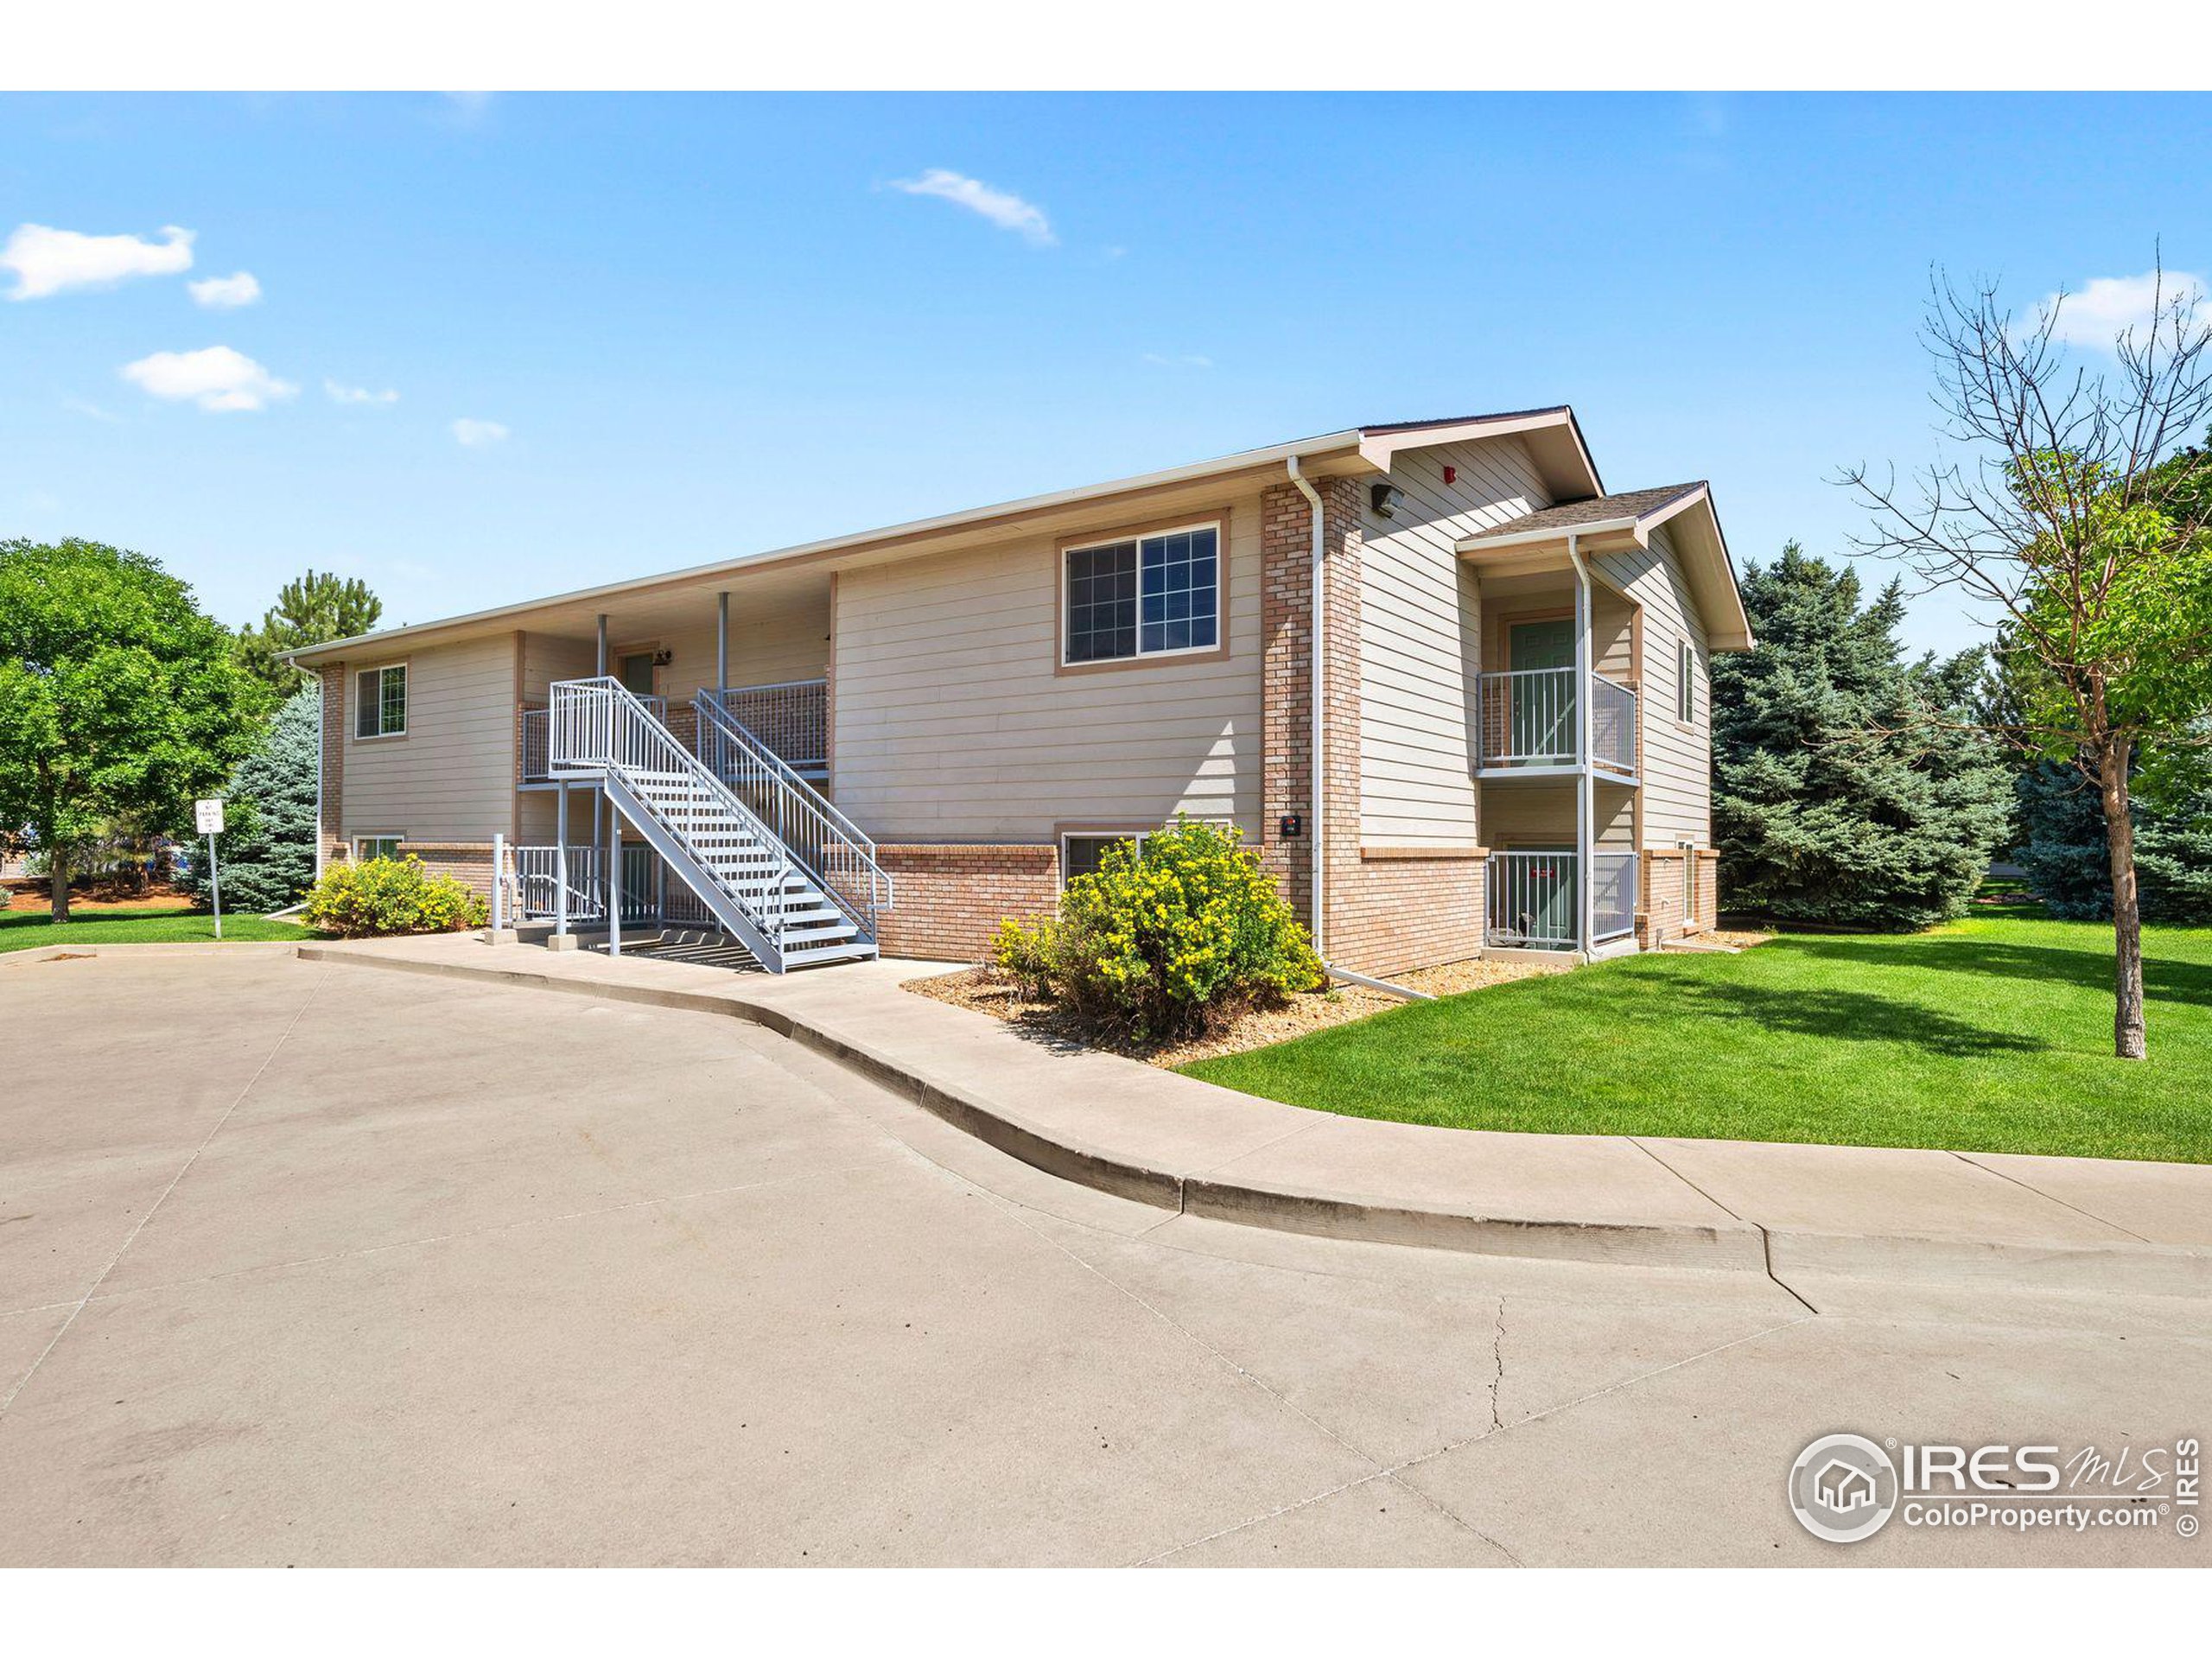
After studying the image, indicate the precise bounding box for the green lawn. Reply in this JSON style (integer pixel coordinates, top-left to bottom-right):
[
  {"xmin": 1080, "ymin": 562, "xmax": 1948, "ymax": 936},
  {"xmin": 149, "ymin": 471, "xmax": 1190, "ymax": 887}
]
[
  {"xmin": 1184, "ymin": 904, "xmax": 2212, "ymax": 1164},
  {"xmin": 0, "ymin": 906, "xmax": 314, "ymax": 953}
]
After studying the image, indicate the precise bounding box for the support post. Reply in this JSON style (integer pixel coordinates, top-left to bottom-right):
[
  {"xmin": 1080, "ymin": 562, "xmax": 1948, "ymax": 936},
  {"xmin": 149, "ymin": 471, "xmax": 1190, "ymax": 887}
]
[
  {"xmin": 594, "ymin": 614, "xmax": 608, "ymax": 845},
  {"xmin": 490, "ymin": 832, "xmax": 505, "ymax": 942},
  {"xmin": 606, "ymin": 789, "xmax": 621, "ymax": 959},
  {"xmin": 555, "ymin": 782, "xmax": 569, "ymax": 938},
  {"xmin": 1568, "ymin": 533, "xmax": 1594, "ymax": 958},
  {"xmin": 716, "ymin": 591, "xmax": 729, "ymax": 692}
]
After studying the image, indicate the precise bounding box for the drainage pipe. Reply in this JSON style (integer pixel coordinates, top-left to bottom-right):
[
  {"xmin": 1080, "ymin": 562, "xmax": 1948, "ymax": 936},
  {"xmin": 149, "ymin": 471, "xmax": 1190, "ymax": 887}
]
[{"xmin": 1289, "ymin": 456, "xmax": 1430, "ymax": 1005}]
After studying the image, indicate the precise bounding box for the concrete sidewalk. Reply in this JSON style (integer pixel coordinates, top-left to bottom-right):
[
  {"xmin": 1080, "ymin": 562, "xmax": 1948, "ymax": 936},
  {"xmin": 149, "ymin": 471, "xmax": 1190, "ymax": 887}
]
[{"xmin": 296, "ymin": 933, "xmax": 2212, "ymax": 1300}]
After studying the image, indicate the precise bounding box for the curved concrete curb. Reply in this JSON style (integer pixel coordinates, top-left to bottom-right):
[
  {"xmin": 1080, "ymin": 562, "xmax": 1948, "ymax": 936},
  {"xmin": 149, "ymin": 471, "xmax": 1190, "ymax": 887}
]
[
  {"xmin": 293, "ymin": 944, "xmax": 2212, "ymax": 1298},
  {"xmin": 4, "ymin": 940, "xmax": 304, "ymax": 966}
]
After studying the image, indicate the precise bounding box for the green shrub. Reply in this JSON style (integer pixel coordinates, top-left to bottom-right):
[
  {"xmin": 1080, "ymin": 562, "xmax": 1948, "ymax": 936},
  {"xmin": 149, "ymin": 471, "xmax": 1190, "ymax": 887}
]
[
  {"xmin": 303, "ymin": 855, "xmax": 489, "ymax": 938},
  {"xmin": 993, "ymin": 817, "xmax": 1321, "ymax": 1040}
]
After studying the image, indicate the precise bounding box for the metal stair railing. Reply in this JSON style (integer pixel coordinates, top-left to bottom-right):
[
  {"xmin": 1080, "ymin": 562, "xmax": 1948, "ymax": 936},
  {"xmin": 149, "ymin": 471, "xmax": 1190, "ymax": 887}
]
[
  {"xmin": 692, "ymin": 688, "xmax": 891, "ymax": 943},
  {"xmin": 548, "ymin": 675, "xmax": 798, "ymax": 950}
]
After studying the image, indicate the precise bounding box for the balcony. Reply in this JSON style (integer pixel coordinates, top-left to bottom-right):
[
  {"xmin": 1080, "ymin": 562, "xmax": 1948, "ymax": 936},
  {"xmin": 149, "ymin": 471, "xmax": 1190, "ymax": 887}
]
[
  {"xmin": 1484, "ymin": 849, "xmax": 1638, "ymax": 951},
  {"xmin": 1476, "ymin": 667, "xmax": 1637, "ymax": 778}
]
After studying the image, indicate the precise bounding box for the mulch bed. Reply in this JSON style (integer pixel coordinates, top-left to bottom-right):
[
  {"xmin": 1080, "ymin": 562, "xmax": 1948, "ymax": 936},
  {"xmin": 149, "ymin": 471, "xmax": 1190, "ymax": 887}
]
[
  {"xmin": 2, "ymin": 880, "xmax": 196, "ymax": 917},
  {"xmin": 905, "ymin": 955, "xmax": 1573, "ymax": 1069}
]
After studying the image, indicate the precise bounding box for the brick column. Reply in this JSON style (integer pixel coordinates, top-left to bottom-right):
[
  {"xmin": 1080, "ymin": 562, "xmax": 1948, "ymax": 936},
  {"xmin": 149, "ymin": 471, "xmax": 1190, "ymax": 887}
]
[
  {"xmin": 1261, "ymin": 474, "xmax": 1368, "ymax": 946},
  {"xmin": 1259, "ymin": 481, "xmax": 1315, "ymax": 926},
  {"xmin": 319, "ymin": 664, "xmax": 346, "ymax": 867},
  {"xmin": 1317, "ymin": 475, "xmax": 1366, "ymax": 957}
]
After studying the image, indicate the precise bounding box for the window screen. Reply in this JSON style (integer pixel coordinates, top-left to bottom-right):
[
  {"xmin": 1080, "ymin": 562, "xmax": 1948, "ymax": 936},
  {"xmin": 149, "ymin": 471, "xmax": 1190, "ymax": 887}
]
[{"xmin": 1065, "ymin": 524, "xmax": 1218, "ymax": 663}]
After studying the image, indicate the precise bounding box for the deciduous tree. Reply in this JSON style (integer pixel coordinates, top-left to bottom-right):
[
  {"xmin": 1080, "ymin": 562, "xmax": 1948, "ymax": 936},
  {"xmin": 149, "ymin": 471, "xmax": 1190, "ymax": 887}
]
[
  {"xmin": 0, "ymin": 538, "xmax": 267, "ymax": 922},
  {"xmin": 1843, "ymin": 266, "xmax": 2212, "ymax": 1058}
]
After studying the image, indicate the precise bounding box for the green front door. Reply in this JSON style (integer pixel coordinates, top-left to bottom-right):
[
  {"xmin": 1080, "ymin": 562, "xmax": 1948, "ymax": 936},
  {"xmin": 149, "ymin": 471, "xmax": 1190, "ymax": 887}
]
[
  {"xmin": 1508, "ymin": 618, "xmax": 1575, "ymax": 760},
  {"xmin": 617, "ymin": 652, "xmax": 658, "ymax": 698}
]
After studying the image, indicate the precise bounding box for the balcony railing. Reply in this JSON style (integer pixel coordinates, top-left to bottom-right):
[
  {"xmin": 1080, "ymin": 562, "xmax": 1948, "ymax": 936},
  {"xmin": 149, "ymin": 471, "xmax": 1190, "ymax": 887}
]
[
  {"xmin": 1484, "ymin": 849, "xmax": 1639, "ymax": 950},
  {"xmin": 705, "ymin": 679, "xmax": 827, "ymax": 779},
  {"xmin": 512, "ymin": 842, "xmax": 720, "ymax": 928},
  {"xmin": 1477, "ymin": 667, "xmax": 1637, "ymax": 776}
]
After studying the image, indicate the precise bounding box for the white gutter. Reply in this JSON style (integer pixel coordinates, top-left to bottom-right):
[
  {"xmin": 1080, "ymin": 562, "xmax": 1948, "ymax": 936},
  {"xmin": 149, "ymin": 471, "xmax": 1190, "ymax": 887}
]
[{"xmin": 1287, "ymin": 457, "xmax": 1326, "ymax": 958}]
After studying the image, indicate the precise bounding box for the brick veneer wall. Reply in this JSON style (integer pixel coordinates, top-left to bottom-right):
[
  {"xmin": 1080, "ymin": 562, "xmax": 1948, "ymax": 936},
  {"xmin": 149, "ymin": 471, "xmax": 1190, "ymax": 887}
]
[
  {"xmin": 1639, "ymin": 849, "xmax": 1686, "ymax": 949},
  {"xmin": 1637, "ymin": 848, "xmax": 1723, "ymax": 947},
  {"xmin": 1262, "ymin": 474, "xmax": 1484, "ymax": 976},
  {"xmin": 870, "ymin": 842, "xmax": 1058, "ymax": 962},
  {"xmin": 318, "ymin": 664, "xmax": 347, "ymax": 869},
  {"xmin": 396, "ymin": 840, "xmax": 501, "ymax": 901},
  {"xmin": 1338, "ymin": 851, "xmax": 1488, "ymax": 976}
]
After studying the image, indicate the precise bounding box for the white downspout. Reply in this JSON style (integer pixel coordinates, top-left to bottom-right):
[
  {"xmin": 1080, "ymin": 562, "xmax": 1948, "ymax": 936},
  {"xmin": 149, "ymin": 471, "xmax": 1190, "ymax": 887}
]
[
  {"xmin": 1567, "ymin": 532, "xmax": 1594, "ymax": 959},
  {"xmin": 1288, "ymin": 456, "xmax": 1431, "ymax": 1002},
  {"xmin": 1287, "ymin": 457, "xmax": 1325, "ymax": 957}
]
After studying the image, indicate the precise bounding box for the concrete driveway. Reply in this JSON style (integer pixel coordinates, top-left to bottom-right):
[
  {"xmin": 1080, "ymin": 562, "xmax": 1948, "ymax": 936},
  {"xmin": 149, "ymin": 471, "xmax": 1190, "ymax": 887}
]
[{"xmin": 2, "ymin": 951, "xmax": 2203, "ymax": 1567}]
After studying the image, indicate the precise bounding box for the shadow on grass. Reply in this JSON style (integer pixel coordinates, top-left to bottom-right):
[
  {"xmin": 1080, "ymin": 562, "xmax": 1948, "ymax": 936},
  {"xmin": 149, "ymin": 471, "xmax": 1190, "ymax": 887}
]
[
  {"xmin": 1780, "ymin": 935, "xmax": 2212, "ymax": 1010},
  {"xmin": 1674, "ymin": 977, "xmax": 2050, "ymax": 1057}
]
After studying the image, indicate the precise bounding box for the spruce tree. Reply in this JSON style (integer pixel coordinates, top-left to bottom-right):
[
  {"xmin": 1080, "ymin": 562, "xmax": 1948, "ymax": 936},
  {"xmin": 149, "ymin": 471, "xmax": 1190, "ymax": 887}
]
[
  {"xmin": 176, "ymin": 687, "xmax": 321, "ymax": 912},
  {"xmin": 1711, "ymin": 543, "xmax": 2012, "ymax": 929},
  {"xmin": 2016, "ymin": 723, "xmax": 2212, "ymax": 924}
]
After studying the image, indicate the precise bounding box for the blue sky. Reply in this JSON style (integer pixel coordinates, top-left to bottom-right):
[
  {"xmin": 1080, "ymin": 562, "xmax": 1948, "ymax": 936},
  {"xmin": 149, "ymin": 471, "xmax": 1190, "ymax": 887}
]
[{"xmin": 3, "ymin": 92, "xmax": 2203, "ymax": 657}]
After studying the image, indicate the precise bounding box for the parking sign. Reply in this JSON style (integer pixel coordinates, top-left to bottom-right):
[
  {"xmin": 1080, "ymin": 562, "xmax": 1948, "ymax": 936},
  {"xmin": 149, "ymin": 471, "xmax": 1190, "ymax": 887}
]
[{"xmin": 194, "ymin": 798, "xmax": 225, "ymax": 835}]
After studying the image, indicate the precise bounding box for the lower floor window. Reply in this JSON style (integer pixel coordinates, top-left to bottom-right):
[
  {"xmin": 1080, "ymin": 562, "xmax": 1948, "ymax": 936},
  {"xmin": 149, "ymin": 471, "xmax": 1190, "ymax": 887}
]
[
  {"xmin": 354, "ymin": 836, "xmax": 404, "ymax": 861},
  {"xmin": 1061, "ymin": 831, "xmax": 1151, "ymax": 885}
]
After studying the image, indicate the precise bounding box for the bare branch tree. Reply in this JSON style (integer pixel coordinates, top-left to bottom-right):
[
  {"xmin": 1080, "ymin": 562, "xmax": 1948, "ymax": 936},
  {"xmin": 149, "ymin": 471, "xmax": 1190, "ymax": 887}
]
[{"xmin": 1840, "ymin": 259, "xmax": 2212, "ymax": 1059}]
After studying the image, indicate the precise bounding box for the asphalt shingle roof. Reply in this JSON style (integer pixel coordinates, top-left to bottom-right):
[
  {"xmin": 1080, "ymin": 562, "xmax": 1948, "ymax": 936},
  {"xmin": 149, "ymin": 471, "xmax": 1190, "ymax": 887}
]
[{"xmin": 1473, "ymin": 482, "xmax": 1707, "ymax": 538}]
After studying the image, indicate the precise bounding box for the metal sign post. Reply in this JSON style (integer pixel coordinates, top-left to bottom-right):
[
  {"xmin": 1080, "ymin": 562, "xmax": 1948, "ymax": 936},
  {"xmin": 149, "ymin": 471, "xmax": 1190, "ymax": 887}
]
[{"xmin": 194, "ymin": 798, "xmax": 226, "ymax": 940}]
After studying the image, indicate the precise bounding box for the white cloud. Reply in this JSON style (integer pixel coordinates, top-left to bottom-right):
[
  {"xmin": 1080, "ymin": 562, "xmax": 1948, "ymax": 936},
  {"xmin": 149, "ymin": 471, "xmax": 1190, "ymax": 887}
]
[
  {"xmin": 327, "ymin": 378, "xmax": 398, "ymax": 406},
  {"xmin": 887, "ymin": 168, "xmax": 1056, "ymax": 246},
  {"xmin": 119, "ymin": 346, "xmax": 297, "ymax": 412},
  {"xmin": 452, "ymin": 417, "xmax": 510, "ymax": 447},
  {"xmin": 2, "ymin": 222, "xmax": 194, "ymax": 300},
  {"xmin": 2041, "ymin": 270, "xmax": 2209, "ymax": 349},
  {"xmin": 188, "ymin": 270, "xmax": 262, "ymax": 308},
  {"xmin": 1141, "ymin": 351, "xmax": 1214, "ymax": 369},
  {"xmin": 62, "ymin": 396, "xmax": 122, "ymax": 423}
]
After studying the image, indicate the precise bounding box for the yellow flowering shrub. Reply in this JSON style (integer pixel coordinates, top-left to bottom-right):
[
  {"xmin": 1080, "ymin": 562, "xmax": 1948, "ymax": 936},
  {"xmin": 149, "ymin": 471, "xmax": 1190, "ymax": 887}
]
[
  {"xmin": 993, "ymin": 817, "xmax": 1321, "ymax": 1039},
  {"xmin": 304, "ymin": 855, "xmax": 490, "ymax": 938}
]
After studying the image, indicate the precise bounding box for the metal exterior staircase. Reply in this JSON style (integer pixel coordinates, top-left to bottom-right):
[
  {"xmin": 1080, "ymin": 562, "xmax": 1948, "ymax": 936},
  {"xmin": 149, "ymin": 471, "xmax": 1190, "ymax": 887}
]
[
  {"xmin": 546, "ymin": 677, "xmax": 878, "ymax": 971},
  {"xmin": 691, "ymin": 689, "xmax": 890, "ymax": 950}
]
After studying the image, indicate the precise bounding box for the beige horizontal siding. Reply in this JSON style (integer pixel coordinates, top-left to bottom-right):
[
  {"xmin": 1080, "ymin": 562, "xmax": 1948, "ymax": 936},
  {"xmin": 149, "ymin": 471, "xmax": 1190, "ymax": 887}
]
[
  {"xmin": 1360, "ymin": 435, "xmax": 1550, "ymax": 848},
  {"xmin": 341, "ymin": 634, "xmax": 518, "ymax": 845},
  {"xmin": 832, "ymin": 499, "xmax": 1263, "ymax": 841},
  {"xmin": 1598, "ymin": 523, "xmax": 1711, "ymax": 846}
]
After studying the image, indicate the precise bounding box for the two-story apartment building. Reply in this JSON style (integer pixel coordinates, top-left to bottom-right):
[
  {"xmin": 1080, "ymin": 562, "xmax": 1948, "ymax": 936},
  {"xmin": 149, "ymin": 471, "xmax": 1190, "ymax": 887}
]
[{"xmin": 291, "ymin": 406, "xmax": 1751, "ymax": 976}]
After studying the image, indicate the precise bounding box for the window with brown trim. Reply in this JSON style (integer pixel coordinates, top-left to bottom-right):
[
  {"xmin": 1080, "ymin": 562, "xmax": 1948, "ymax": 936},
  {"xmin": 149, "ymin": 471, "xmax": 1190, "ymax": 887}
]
[{"xmin": 1063, "ymin": 522, "xmax": 1219, "ymax": 664}]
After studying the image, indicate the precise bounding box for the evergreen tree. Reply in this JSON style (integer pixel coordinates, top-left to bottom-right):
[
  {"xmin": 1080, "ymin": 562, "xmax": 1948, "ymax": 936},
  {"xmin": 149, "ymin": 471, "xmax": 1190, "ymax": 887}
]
[
  {"xmin": 175, "ymin": 687, "xmax": 322, "ymax": 913},
  {"xmin": 2016, "ymin": 724, "xmax": 2212, "ymax": 924},
  {"xmin": 1712, "ymin": 543, "xmax": 2013, "ymax": 929},
  {"xmin": 237, "ymin": 569, "xmax": 382, "ymax": 694}
]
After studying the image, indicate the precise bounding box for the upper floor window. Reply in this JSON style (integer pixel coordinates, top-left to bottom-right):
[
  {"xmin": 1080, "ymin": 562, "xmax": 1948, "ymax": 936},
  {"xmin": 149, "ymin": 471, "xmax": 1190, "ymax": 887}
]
[
  {"xmin": 1064, "ymin": 522, "xmax": 1219, "ymax": 664},
  {"xmin": 1676, "ymin": 640, "xmax": 1696, "ymax": 723},
  {"xmin": 355, "ymin": 664, "xmax": 407, "ymax": 738}
]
